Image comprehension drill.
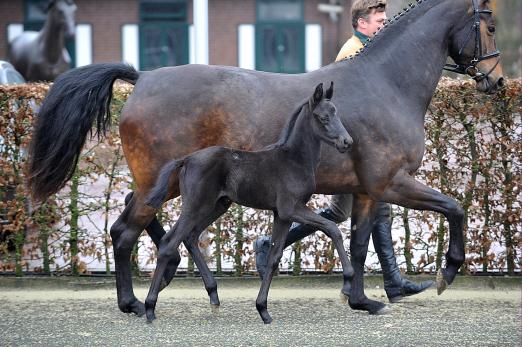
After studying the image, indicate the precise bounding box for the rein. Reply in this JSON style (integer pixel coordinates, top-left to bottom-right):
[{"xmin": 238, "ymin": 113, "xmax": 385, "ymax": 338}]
[{"xmin": 443, "ymin": 0, "xmax": 500, "ymax": 81}]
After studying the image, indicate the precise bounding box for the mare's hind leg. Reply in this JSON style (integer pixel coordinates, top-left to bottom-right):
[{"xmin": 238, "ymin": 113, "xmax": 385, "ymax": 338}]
[
  {"xmin": 184, "ymin": 232, "xmax": 221, "ymax": 307},
  {"xmin": 256, "ymin": 215, "xmax": 292, "ymax": 324},
  {"xmin": 145, "ymin": 197, "xmax": 231, "ymax": 322},
  {"xmin": 348, "ymin": 194, "xmax": 389, "ymax": 314},
  {"xmin": 111, "ymin": 192, "xmax": 157, "ymax": 316},
  {"xmin": 379, "ymin": 171, "xmax": 465, "ymax": 294}
]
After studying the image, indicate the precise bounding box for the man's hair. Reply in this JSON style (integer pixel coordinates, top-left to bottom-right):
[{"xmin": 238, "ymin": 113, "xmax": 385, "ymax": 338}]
[{"xmin": 351, "ymin": 0, "xmax": 387, "ymax": 29}]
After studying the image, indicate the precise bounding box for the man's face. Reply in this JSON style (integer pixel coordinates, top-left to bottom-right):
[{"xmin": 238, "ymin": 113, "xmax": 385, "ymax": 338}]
[{"xmin": 358, "ymin": 9, "xmax": 387, "ymax": 38}]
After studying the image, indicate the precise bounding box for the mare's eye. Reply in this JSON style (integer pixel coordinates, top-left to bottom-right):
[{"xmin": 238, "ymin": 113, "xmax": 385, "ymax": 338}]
[{"xmin": 487, "ymin": 26, "xmax": 495, "ymax": 33}]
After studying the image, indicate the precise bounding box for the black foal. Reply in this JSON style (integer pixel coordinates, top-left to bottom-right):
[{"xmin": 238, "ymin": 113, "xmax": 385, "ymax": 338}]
[{"xmin": 145, "ymin": 82, "xmax": 353, "ymax": 324}]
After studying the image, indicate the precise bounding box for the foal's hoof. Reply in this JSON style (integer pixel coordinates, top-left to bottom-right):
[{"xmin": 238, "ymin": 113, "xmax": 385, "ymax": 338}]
[
  {"xmin": 371, "ymin": 304, "xmax": 392, "ymax": 315},
  {"xmin": 146, "ymin": 309, "xmax": 157, "ymax": 323},
  {"xmin": 210, "ymin": 303, "xmax": 220, "ymax": 315},
  {"xmin": 436, "ymin": 269, "xmax": 448, "ymax": 295},
  {"xmin": 262, "ymin": 316, "xmax": 273, "ymax": 324},
  {"xmin": 339, "ymin": 291, "xmax": 349, "ymax": 304}
]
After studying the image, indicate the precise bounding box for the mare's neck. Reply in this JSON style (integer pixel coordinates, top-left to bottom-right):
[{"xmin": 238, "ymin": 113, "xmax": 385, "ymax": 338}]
[
  {"xmin": 338, "ymin": 0, "xmax": 469, "ymax": 113},
  {"xmin": 282, "ymin": 103, "xmax": 322, "ymax": 170},
  {"xmin": 40, "ymin": 11, "xmax": 65, "ymax": 64}
]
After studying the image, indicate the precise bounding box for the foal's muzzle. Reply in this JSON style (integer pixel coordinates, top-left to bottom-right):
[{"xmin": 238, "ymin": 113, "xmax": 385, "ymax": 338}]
[{"xmin": 335, "ymin": 136, "xmax": 353, "ymax": 153}]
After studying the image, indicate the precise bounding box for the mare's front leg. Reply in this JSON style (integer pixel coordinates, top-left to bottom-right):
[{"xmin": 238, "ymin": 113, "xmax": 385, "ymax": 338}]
[
  {"xmin": 256, "ymin": 216, "xmax": 292, "ymax": 324},
  {"xmin": 289, "ymin": 206, "xmax": 354, "ymax": 298},
  {"xmin": 349, "ymin": 194, "xmax": 389, "ymax": 314},
  {"xmin": 379, "ymin": 171, "xmax": 465, "ymax": 294},
  {"xmin": 111, "ymin": 192, "xmax": 157, "ymax": 316}
]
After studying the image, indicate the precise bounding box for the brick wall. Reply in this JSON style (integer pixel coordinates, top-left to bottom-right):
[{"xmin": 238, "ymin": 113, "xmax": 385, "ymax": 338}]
[
  {"xmin": 0, "ymin": 1, "xmax": 24, "ymax": 60},
  {"xmin": 75, "ymin": 0, "xmax": 139, "ymax": 63},
  {"xmin": 1, "ymin": 0, "xmax": 352, "ymax": 69},
  {"xmin": 209, "ymin": 0, "xmax": 255, "ymax": 66}
]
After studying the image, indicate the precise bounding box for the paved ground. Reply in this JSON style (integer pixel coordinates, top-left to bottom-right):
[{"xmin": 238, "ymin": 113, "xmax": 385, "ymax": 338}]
[{"xmin": 0, "ymin": 275, "xmax": 520, "ymax": 346}]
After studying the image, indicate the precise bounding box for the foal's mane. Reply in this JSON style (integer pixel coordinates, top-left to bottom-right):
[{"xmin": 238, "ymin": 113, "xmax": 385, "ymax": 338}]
[{"xmin": 265, "ymin": 98, "xmax": 310, "ymax": 150}]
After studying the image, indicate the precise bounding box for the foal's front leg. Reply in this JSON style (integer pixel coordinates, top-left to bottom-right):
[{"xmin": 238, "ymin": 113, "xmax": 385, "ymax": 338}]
[
  {"xmin": 256, "ymin": 216, "xmax": 292, "ymax": 324},
  {"xmin": 289, "ymin": 206, "xmax": 354, "ymax": 298}
]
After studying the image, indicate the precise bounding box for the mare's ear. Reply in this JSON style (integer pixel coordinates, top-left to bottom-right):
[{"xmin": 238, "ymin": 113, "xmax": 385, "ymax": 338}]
[
  {"xmin": 313, "ymin": 83, "xmax": 324, "ymax": 105},
  {"xmin": 325, "ymin": 81, "xmax": 334, "ymax": 100}
]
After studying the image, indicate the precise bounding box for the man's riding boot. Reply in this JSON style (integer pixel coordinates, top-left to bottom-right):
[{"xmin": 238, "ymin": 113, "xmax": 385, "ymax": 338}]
[
  {"xmin": 254, "ymin": 208, "xmax": 340, "ymax": 279},
  {"xmin": 372, "ymin": 222, "xmax": 434, "ymax": 303}
]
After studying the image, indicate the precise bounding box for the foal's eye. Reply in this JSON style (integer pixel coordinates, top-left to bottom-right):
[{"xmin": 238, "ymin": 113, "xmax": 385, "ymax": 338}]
[
  {"xmin": 487, "ymin": 26, "xmax": 495, "ymax": 33},
  {"xmin": 319, "ymin": 115, "xmax": 329, "ymax": 123}
]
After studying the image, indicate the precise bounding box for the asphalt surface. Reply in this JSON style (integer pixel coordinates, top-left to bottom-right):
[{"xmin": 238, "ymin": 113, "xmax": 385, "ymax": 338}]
[{"xmin": 0, "ymin": 275, "xmax": 520, "ymax": 346}]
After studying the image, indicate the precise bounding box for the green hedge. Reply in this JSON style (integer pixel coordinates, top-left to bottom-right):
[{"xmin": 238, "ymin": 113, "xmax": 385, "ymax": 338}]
[{"xmin": 0, "ymin": 78, "xmax": 520, "ymax": 276}]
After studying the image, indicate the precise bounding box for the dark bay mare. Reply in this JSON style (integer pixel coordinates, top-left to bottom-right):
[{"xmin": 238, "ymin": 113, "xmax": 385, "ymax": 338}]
[
  {"xmin": 28, "ymin": 0, "xmax": 504, "ymax": 316},
  {"xmin": 8, "ymin": 0, "xmax": 76, "ymax": 82},
  {"xmin": 144, "ymin": 83, "xmax": 353, "ymax": 323}
]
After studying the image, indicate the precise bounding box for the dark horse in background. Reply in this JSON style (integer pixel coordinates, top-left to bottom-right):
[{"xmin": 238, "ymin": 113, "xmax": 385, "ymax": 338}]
[
  {"xmin": 144, "ymin": 82, "xmax": 353, "ymax": 323},
  {"xmin": 28, "ymin": 0, "xmax": 503, "ymax": 317},
  {"xmin": 8, "ymin": 0, "xmax": 76, "ymax": 81}
]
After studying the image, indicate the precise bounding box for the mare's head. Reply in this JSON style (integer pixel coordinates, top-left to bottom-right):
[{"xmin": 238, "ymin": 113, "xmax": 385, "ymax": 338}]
[
  {"xmin": 448, "ymin": 0, "xmax": 503, "ymax": 93},
  {"xmin": 48, "ymin": 0, "xmax": 77, "ymax": 39},
  {"xmin": 309, "ymin": 82, "xmax": 353, "ymax": 153}
]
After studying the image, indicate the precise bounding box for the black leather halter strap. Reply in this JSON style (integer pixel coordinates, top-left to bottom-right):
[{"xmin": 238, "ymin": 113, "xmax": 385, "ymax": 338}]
[{"xmin": 444, "ymin": 0, "xmax": 500, "ymax": 81}]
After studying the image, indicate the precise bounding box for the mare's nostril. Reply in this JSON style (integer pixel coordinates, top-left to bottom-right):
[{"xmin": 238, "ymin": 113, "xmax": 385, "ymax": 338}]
[{"xmin": 497, "ymin": 77, "xmax": 505, "ymax": 89}]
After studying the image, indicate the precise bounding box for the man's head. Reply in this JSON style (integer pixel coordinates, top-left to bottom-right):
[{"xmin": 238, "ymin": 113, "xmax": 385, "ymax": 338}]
[{"xmin": 351, "ymin": 0, "xmax": 387, "ymax": 38}]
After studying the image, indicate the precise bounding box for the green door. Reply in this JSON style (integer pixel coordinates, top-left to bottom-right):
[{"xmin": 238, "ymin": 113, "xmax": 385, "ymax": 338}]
[
  {"xmin": 256, "ymin": 22, "xmax": 305, "ymax": 73},
  {"xmin": 140, "ymin": 23, "xmax": 188, "ymax": 70}
]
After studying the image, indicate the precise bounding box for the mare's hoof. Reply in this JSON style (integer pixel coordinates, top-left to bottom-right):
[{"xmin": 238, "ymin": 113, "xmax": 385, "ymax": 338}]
[
  {"xmin": 120, "ymin": 299, "xmax": 146, "ymax": 317},
  {"xmin": 339, "ymin": 291, "xmax": 349, "ymax": 304},
  {"xmin": 210, "ymin": 304, "xmax": 220, "ymax": 315},
  {"xmin": 436, "ymin": 269, "xmax": 448, "ymax": 295}
]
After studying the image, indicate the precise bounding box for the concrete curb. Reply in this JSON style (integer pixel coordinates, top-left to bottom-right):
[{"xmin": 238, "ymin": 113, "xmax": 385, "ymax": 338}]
[{"xmin": 0, "ymin": 274, "xmax": 520, "ymax": 290}]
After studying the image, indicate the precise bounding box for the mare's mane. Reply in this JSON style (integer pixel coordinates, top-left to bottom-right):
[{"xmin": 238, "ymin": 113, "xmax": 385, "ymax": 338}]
[{"xmin": 336, "ymin": 0, "xmax": 435, "ymax": 63}]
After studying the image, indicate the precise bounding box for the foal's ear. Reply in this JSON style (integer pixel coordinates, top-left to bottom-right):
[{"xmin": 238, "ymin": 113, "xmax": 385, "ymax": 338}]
[
  {"xmin": 313, "ymin": 83, "xmax": 324, "ymax": 105},
  {"xmin": 325, "ymin": 81, "xmax": 334, "ymax": 100}
]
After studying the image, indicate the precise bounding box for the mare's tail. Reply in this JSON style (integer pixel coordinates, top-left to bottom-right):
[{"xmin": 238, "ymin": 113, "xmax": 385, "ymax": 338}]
[
  {"xmin": 27, "ymin": 63, "xmax": 139, "ymax": 201},
  {"xmin": 145, "ymin": 159, "xmax": 186, "ymax": 209}
]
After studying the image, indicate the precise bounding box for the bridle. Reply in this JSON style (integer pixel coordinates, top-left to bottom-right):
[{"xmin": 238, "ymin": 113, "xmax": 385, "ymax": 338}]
[{"xmin": 444, "ymin": 0, "xmax": 500, "ymax": 81}]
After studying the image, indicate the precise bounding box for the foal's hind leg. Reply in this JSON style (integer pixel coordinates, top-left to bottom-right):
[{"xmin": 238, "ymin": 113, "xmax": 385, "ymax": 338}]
[
  {"xmin": 126, "ymin": 192, "xmax": 221, "ymax": 298},
  {"xmin": 184, "ymin": 232, "xmax": 221, "ymax": 307},
  {"xmin": 111, "ymin": 192, "xmax": 157, "ymax": 316},
  {"xmin": 145, "ymin": 198, "xmax": 231, "ymax": 322}
]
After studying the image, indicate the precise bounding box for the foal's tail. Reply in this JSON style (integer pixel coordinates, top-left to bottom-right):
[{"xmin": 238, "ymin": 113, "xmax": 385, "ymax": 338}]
[
  {"xmin": 145, "ymin": 159, "xmax": 186, "ymax": 209},
  {"xmin": 27, "ymin": 63, "xmax": 140, "ymax": 201}
]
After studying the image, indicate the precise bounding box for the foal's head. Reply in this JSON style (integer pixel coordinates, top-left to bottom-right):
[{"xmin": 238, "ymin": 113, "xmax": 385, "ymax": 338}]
[{"xmin": 309, "ymin": 82, "xmax": 352, "ymax": 153}]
